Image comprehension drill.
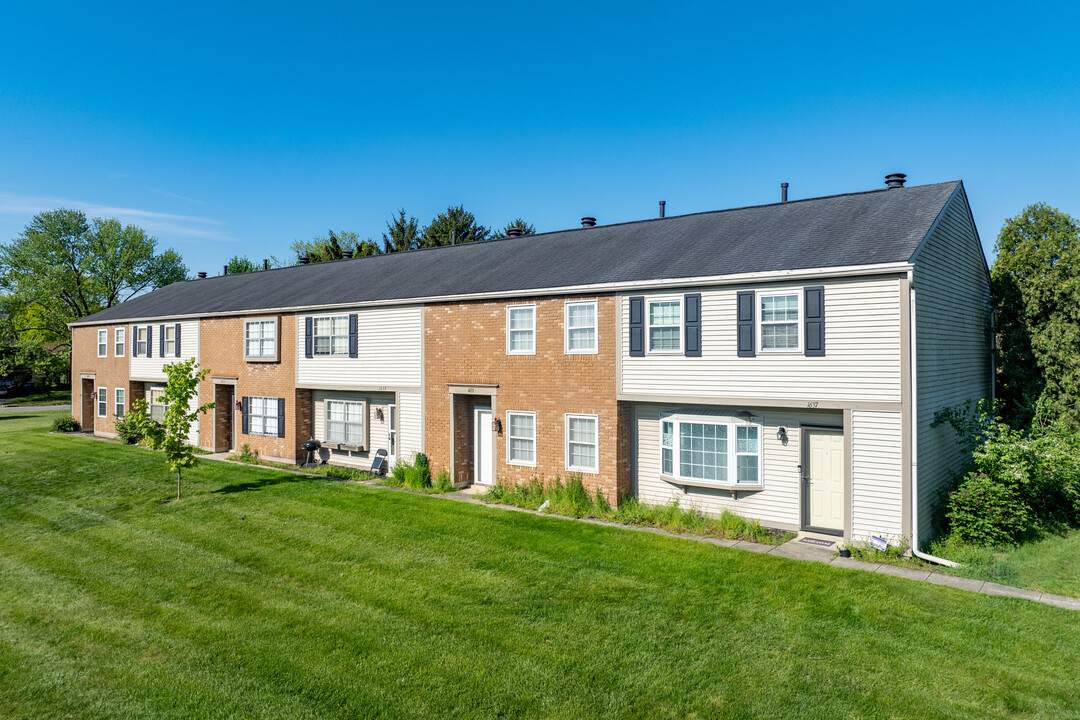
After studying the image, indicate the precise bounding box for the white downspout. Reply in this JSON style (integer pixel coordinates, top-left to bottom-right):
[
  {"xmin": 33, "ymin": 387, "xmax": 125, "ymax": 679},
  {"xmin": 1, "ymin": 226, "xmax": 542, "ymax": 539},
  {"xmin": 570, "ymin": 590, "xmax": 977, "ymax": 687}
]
[{"xmin": 909, "ymin": 277, "xmax": 959, "ymax": 567}]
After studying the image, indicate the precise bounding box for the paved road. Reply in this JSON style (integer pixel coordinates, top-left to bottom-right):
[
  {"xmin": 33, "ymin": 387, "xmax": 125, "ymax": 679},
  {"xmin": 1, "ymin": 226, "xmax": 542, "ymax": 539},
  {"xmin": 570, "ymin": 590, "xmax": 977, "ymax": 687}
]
[{"xmin": 0, "ymin": 404, "xmax": 69, "ymax": 412}]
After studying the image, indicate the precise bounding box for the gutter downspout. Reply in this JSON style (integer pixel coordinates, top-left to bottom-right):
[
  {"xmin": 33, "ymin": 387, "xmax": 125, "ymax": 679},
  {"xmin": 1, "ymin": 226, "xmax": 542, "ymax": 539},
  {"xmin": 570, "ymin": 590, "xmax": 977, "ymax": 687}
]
[{"xmin": 909, "ymin": 275, "xmax": 960, "ymax": 567}]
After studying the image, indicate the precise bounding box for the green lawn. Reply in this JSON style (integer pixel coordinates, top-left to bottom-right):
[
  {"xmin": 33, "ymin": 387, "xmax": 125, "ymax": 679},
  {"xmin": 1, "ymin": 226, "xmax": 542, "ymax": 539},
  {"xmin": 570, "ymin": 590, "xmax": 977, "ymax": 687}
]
[
  {"xmin": 932, "ymin": 530, "xmax": 1080, "ymax": 598},
  {"xmin": 2, "ymin": 411, "xmax": 1079, "ymax": 719},
  {"xmin": 0, "ymin": 389, "xmax": 70, "ymax": 406}
]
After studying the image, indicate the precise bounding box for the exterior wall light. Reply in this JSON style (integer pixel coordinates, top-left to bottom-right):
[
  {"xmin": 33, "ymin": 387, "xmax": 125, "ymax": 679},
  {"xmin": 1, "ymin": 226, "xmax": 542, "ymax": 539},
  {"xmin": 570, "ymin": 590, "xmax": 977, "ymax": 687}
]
[
  {"xmin": 375, "ymin": 407, "xmax": 384, "ymax": 421},
  {"xmin": 776, "ymin": 426, "xmax": 788, "ymax": 443},
  {"xmin": 492, "ymin": 418, "xmax": 502, "ymax": 434}
]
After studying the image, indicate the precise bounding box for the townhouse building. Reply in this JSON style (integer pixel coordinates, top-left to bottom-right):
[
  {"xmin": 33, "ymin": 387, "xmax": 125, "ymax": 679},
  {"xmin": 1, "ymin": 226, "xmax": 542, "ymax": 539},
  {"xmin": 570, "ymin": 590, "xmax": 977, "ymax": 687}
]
[{"xmin": 69, "ymin": 176, "xmax": 991, "ymax": 545}]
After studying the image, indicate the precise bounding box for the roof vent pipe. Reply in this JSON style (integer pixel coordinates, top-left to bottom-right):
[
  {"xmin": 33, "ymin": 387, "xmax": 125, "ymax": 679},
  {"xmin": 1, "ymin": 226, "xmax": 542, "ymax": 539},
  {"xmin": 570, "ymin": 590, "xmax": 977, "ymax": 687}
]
[
  {"xmin": 298, "ymin": 255, "xmax": 310, "ymax": 265},
  {"xmin": 223, "ymin": 265, "xmax": 228, "ymax": 276},
  {"xmin": 885, "ymin": 172, "xmax": 907, "ymax": 189},
  {"xmin": 197, "ymin": 271, "xmax": 207, "ymax": 279},
  {"xmin": 341, "ymin": 250, "xmax": 353, "ymax": 259},
  {"xmin": 451, "ymin": 230, "xmax": 456, "ymax": 245},
  {"xmin": 581, "ymin": 217, "xmax": 596, "ymax": 228},
  {"xmin": 781, "ymin": 182, "xmax": 788, "ymax": 202},
  {"xmin": 507, "ymin": 227, "xmax": 523, "ymax": 237},
  {"xmin": 262, "ymin": 258, "xmax": 269, "ymax": 270},
  {"xmin": 659, "ymin": 201, "xmax": 666, "ymax": 218}
]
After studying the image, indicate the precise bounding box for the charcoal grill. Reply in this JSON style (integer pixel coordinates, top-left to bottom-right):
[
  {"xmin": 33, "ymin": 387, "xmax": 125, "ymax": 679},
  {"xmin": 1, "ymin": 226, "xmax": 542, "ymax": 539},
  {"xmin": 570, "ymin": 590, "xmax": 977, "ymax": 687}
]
[{"xmin": 301, "ymin": 438, "xmax": 322, "ymax": 467}]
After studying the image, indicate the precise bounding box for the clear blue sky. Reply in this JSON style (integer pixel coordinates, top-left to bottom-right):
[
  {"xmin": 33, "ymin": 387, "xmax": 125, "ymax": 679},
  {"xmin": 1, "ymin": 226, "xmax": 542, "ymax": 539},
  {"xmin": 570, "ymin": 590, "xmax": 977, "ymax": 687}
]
[{"xmin": 2, "ymin": 1, "xmax": 1078, "ymax": 274}]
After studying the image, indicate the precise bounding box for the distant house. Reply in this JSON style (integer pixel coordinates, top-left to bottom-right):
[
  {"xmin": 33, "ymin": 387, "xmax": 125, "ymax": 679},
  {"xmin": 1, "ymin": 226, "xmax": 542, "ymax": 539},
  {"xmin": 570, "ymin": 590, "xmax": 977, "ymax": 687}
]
[{"xmin": 70, "ymin": 174, "xmax": 991, "ymax": 545}]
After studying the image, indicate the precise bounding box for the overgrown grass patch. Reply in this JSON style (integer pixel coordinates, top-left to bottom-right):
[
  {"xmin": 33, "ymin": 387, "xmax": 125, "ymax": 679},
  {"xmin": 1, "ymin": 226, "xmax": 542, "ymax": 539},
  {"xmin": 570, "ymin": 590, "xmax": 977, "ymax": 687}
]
[
  {"xmin": 380, "ymin": 453, "xmax": 455, "ymax": 493},
  {"xmin": 482, "ymin": 475, "xmax": 791, "ymax": 545}
]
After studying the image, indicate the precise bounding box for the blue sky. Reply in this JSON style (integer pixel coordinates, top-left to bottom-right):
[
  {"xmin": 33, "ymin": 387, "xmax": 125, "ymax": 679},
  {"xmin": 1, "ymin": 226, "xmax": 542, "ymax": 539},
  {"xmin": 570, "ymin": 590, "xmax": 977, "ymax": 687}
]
[{"xmin": 2, "ymin": 1, "xmax": 1078, "ymax": 274}]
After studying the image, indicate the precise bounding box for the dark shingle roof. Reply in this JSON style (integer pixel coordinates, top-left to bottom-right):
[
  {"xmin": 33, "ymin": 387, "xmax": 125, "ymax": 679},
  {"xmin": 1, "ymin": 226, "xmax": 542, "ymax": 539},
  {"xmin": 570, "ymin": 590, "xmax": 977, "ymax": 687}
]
[{"xmin": 74, "ymin": 180, "xmax": 961, "ymax": 325}]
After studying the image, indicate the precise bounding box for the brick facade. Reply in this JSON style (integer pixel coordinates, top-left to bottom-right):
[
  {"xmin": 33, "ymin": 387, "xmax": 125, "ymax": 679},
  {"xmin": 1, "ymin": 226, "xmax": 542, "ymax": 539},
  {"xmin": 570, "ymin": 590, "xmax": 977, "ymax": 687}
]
[
  {"xmin": 424, "ymin": 295, "xmax": 630, "ymax": 502},
  {"xmin": 71, "ymin": 325, "xmax": 131, "ymax": 434}
]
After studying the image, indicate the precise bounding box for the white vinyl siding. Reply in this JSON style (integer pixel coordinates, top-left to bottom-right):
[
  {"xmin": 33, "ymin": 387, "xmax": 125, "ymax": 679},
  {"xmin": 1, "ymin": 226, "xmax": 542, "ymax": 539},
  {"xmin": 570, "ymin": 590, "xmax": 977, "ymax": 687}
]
[
  {"xmin": 245, "ymin": 319, "xmax": 277, "ymax": 360},
  {"xmin": 759, "ymin": 292, "xmax": 801, "ymax": 352},
  {"xmin": 507, "ymin": 411, "xmax": 536, "ymax": 466},
  {"xmin": 565, "ymin": 414, "xmax": 598, "ymax": 473},
  {"xmin": 114, "ymin": 328, "xmax": 125, "ymax": 357},
  {"xmin": 97, "ymin": 330, "xmax": 107, "ymax": 357},
  {"xmin": 130, "ymin": 321, "xmax": 198, "ymax": 382},
  {"xmin": 851, "ymin": 410, "xmax": 904, "ymax": 542},
  {"xmin": 247, "ymin": 397, "xmax": 279, "ymax": 437},
  {"xmin": 506, "ymin": 305, "xmax": 535, "ymax": 355},
  {"xmin": 296, "ymin": 307, "xmax": 422, "ymax": 388},
  {"xmin": 621, "ymin": 278, "xmax": 903, "ymax": 403},
  {"xmin": 114, "ymin": 388, "xmax": 125, "ymax": 418},
  {"xmin": 326, "ymin": 400, "xmax": 366, "ymax": 446},
  {"xmin": 312, "ymin": 390, "xmax": 395, "ymax": 469},
  {"xmin": 636, "ymin": 403, "xmax": 842, "ymax": 529},
  {"xmin": 97, "ymin": 387, "xmax": 107, "ymax": 417},
  {"xmin": 396, "ymin": 391, "xmax": 423, "ymax": 462},
  {"xmin": 647, "ymin": 298, "xmax": 682, "ymax": 353},
  {"xmin": 913, "ymin": 187, "xmax": 992, "ymax": 536},
  {"xmin": 565, "ymin": 300, "xmax": 598, "ymax": 354}
]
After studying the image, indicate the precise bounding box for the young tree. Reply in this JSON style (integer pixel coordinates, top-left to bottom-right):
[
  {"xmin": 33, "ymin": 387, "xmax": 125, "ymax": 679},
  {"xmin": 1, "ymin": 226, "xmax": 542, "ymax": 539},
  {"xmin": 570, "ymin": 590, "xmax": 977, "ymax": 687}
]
[
  {"xmin": 382, "ymin": 209, "xmax": 421, "ymax": 253},
  {"xmin": 492, "ymin": 218, "xmax": 536, "ymax": 238},
  {"xmin": 225, "ymin": 255, "xmax": 257, "ymax": 274},
  {"xmin": 137, "ymin": 359, "xmax": 214, "ymax": 500},
  {"xmin": 992, "ymin": 203, "xmax": 1080, "ymax": 429},
  {"xmin": 291, "ymin": 230, "xmax": 379, "ymax": 263},
  {"xmin": 420, "ymin": 206, "xmax": 489, "ymax": 248}
]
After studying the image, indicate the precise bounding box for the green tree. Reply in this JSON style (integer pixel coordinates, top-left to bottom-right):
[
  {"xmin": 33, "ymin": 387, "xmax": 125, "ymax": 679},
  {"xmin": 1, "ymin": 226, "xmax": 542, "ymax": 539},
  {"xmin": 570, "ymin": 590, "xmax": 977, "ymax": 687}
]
[
  {"xmin": 419, "ymin": 206, "xmax": 489, "ymax": 248},
  {"xmin": 492, "ymin": 218, "xmax": 536, "ymax": 239},
  {"xmin": 225, "ymin": 255, "xmax": 257, "ymax": 274},
  {"xmin": 992, "ymin": 203, "xmax": 1080, "ymax": 429},
  {"xmin": 382, "ymin": 209, "xmax": 421, "ymax": 253},
  {"xmin": 291, "ymin": 230, "xmax": 379, "ymax": 263},
  {"xmin": 135, "ymin": 359, "xmax": 214, "ymax": 500}
]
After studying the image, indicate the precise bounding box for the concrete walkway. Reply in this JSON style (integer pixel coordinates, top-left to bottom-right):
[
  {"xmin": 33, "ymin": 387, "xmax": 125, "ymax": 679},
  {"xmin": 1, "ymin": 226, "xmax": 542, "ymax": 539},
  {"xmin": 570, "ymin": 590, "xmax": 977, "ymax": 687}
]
[
  {"xmin": 124, "ymin": 449, "xmax": 1080, "ymax": 612},
  {"xmin": 0, "ymin": 404, "xmax": 69, "ymax": 412}
]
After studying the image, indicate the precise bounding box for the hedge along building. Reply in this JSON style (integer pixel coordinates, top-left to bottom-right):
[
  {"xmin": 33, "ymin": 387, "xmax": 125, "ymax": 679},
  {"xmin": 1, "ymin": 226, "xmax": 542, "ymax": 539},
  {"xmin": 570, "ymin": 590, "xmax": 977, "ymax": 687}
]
[{"xmin": 69, "ymin": 175, "xmax": 991, "ymax": 544}]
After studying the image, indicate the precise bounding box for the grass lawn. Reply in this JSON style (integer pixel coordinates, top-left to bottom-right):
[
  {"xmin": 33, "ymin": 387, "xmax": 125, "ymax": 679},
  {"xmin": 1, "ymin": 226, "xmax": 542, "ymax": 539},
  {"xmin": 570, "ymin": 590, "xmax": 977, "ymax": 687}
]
[
  {"xmin": 0, "ymin": 389, "xmax": 70, "ymax": 407},
  {"xmin": 931, "ymin": 530, "xmax": 1080, "ymax": 598},
  {"xmin": 2, "ymin": 411, "xmax": 1079, "ymax": 719}
]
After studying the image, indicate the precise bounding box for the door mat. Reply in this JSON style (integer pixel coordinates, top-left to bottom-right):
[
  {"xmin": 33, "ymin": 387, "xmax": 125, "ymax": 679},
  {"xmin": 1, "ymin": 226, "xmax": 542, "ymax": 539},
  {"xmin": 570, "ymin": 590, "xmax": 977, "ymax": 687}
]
[{"xmin": 798, "ymin": 537, "xmax": 836, "ymax": 547}]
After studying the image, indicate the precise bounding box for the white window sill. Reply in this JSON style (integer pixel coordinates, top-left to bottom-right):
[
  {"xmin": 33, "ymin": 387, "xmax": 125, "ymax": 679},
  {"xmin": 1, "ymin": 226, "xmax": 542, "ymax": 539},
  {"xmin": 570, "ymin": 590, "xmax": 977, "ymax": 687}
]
[
  {"xmin": 565, "ymin": 348, "xmax": 598, "ymax": 355},
  {"xmin": 566, "ymin": 466, "xmax": 599, "ymax": 475},
  {"xmin": 244, "ymin": 355, "xmax": 279, "ymax": 363},
  {"xmin": 507, "ymin": 459, "xmax": 537, "ymax": 468},
  {"xmin": 660, "ymin": 475, "xmax": 763, "ymax": 491},
  {"xmin": 506, "ymin": 351, "xmax": 536, "ymax": 356}
]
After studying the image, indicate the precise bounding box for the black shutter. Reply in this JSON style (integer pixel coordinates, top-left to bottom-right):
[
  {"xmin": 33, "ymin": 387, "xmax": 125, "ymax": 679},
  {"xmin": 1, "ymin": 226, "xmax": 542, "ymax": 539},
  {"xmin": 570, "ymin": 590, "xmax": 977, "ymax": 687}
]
[
  {"xmin": 304, "ymin": 317, "xmax": 313, "ymax": 358},
  {"xmin": 629, "ymin": 296, "xmax": 645, "ymax": 357},
  {"xmin": 684, "ymin": 293, "xmax": 701, "ymax": 357},
  {"xmin": 348, "ymin": 313, "xmax": 358, "ymax": 358},
  {"xmin": 277, "ymin": 398, "xmax": 286, "ymax": 438},
  {"xmin": 804, "ymin": 286, "xmax": 825, "ymax": 357},
  {"xmin": 158, "ymin": 325, "xmax": 165, "ymax": 358},
  {"xmin": 174, "ymin": 323, "xmax": 181, "ymax": 357},
  {"xmin": 241, "ymin": 396, "xmax": 250, "ymax": 435},
  {"xmin": 132, "ymin": 326, "xmax": 138, "ymax": 357},
  {"xmin": 737, "ymin": 291, "xmax": 755, "ymax": 357},
  {"xmin": 146, "ymin": 326, "xmax": 153, "ymax": 358}
]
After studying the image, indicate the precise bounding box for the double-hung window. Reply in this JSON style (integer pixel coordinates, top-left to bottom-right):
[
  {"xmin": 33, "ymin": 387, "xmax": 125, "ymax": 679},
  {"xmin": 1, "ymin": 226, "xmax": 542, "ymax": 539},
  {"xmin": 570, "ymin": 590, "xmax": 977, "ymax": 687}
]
[
  {"xmin": 247, "ymin": 396, "xmax": 280, "ymax": 436},
  {"xmin": 149, "ymin": 387, "xmax": 166, "ymax": 422},
  {"xmin": 507, "ymin": 411, "xmax": 536, "ymax": 466},
  {"xmin": 565, "ymin": 414, "xmax": 598, "ymax": 473},
  {"xmin": 245, "ymin": 319, "xmax": 277, "ymax": 360},
  {"xmin": 97, "ymin": 387, "xmax": 107, "ymax": 417},
  {"xmin": 759, "ymin": 292, "xmax": 801, "ymax": 351},
  {"xmin": 565, "ymin": 300, "xmax": 597, "ymax": 354},
  {"xmin": 659, "ymin": 414, "xmax": 762, "ymax": 487},
  {"xmin": 97, "ymin": 330, "xmax": 107, "ymax": 357},
  {"xmin": 136, "ymin": 327, "xmax": 149, "ymax": 356},
  {"xmin": 115, "ymin": 328, "xmax": 125, "ymax": 357},
  {"xmin": 326, "ymin": 400, "xmax": 365, "ymax": 446},
  {"xmin": 647, "ymin": 298, "xmax": 681, "ymax": 353},
  {"xmin": 115, "ymin": 388, "xmax": 125, "ymax": 418},
  {"xmin": 163, "ymin": 325, "xmax": 177, "ymax": 356},
  {"xmin": 506, "ymin": 305, "xmax": 535, "ymax": 355},
  {"xmin": 313, "ymin": 316, "xmax": 349, "ymax": 356}
]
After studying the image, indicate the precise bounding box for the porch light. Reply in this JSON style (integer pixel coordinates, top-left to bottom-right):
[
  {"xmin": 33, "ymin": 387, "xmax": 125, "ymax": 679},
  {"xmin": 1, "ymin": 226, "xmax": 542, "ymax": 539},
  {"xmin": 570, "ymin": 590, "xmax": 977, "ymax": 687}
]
[
  {"xmin": 776, "ymin": 426, "xmax": 788, "ymax": 443},
  {"xmin": 492, "ymin": 418, "xmax": 502, "ymax": 434},
  {"xmin": 375, "ymin": 407, "xmax": 384, "ymax": 421},
  {"xmin": 234, "ymin": 400, "xmax": 242, "ymax": 410}
]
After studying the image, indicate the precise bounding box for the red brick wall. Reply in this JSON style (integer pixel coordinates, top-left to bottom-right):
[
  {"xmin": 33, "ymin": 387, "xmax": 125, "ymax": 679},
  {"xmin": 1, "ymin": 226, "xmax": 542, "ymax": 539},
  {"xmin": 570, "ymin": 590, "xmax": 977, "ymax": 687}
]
[
  {"xmin": 424, "ymin": 295, "xmax": 628, "ymax": 501},
  {"xmin": 71, "ymin": 325, "xmax": 131, "ymax": 434},
  {"xmin": 197, "ymin": 315, "xmax": 307, "ymax": 462}
]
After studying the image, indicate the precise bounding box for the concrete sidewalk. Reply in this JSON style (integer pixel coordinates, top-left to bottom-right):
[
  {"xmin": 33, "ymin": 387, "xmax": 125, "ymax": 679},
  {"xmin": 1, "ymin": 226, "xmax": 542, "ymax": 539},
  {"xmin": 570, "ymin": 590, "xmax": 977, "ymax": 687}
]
[{"xmin": 0, "ymin": 404, "xmax": 69, "ymax": 412}]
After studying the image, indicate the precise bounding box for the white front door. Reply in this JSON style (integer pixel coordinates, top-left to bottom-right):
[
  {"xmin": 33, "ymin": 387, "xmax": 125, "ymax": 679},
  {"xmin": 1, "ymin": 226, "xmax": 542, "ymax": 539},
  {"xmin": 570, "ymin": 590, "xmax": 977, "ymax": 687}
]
[
  {"xmin": 474, "ymin": 407, "xmax": 493, "ymax": 486},
  {"xmin": 806, "ymin": 429, "xmax": 845, "ymax": 532}
]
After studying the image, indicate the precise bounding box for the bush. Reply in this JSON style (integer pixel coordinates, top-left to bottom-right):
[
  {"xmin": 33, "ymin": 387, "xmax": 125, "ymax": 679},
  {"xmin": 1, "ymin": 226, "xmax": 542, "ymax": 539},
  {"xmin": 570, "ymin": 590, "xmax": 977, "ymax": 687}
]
[
  {"xmin": 52, "ymin": 416, "xmax": 79, "ymax": 432},
  {"xmin": 947, "ymin": 473, "xmax": 1033, "ymax": 545},
  {"xmin": 114, "ymin": 413, "xmax": 144, "ymax": 444},
  {"xmin": 382, "ymin": 453, "xmax": 452, "ymax": 493}
]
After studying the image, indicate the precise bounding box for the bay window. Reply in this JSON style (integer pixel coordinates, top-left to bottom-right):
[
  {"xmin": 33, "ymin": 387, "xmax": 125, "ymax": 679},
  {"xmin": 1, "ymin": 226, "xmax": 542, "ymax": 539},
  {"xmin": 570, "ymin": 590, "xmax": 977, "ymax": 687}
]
[{"xmin": 659, "ymin": 413, "xmax": 762, "ymax": 487}]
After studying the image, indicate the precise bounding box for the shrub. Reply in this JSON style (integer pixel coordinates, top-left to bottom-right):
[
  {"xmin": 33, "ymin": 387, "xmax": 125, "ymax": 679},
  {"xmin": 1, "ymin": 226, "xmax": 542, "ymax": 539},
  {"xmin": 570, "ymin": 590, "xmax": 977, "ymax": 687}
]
[
  {"xmin": 433, "ymin": 469, "xmax": 454, "ymax": 493},
  {"xmin": 382, "ymin": 454, "xmax": 452, "ymax": 493},
  {"xmin": 114, "ymin": 413, "xmax": 145, "ymax": 444},
  {"xmin": 52, "ymin": 416, "xmax": 79, "ymax": 432},
  {"xmin": 234, "ymin": 444, "xmax": 259, "ymax": 464}
]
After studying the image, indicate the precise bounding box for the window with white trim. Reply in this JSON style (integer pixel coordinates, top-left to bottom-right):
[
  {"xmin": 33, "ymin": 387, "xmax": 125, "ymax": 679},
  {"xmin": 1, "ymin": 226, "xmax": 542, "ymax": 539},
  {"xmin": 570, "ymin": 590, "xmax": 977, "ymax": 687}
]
[
  {"xmin": 313, "ymin": 315, "xmax": 349, "ymax": 356},
  {"xmin": 163, "ymin": 325, "xmax": 177, "ymax": 356},
  {"xmin": 136, "ymin": 326, "xmax": 148, "ymax": 356},
  {"xmin": 759, "ymin": 292, "xmax": 801, "ymax": 351},
  {"xmin": 326, "ymin": 400, "xmax": 365, "ymax": 445},
  {"xmin": 115, "ymin": 388, "xmax": 125, "ymax": 418},
  {"xmin": 97, "ymin": 387, "xmax": 107, "ymax": 417},
  {"xmin": 565, "ymin": 300, "xmax": 597, "ymax": 354},
  {"xmin": 565, "ymin": 414, "xmax": 598, "ymax": 473},
  {"xmin": 659, "ymin": 413, "xmax": 763, "ymax": 487},
  {"xmin": 115, "ymin": 328, "xmax": 125, "ymax": 357},
  {"xmin": 245, "ymin": 319, "xmax": 277, "ymax": 359},
  {"xmin": 647, "ymin": 298, "xmax": 681, "ymax": 353},
  {"xmin": 506, "ymin": 305, "xmax": 535, "ymax": 354},
  {"xmin": 507, "ymin": 411, "xmax": 536, "ymax": 466},
  {"xmin": 248, "ymin": 396, "xmax": 280, "ymax": 436},
  {"xmin": 97, "ymin": 330, "xmax": 107, "ymax": 357},
  {"xmin": 149, "ymin": 386, "xmax": 166, "ymax": 422}
]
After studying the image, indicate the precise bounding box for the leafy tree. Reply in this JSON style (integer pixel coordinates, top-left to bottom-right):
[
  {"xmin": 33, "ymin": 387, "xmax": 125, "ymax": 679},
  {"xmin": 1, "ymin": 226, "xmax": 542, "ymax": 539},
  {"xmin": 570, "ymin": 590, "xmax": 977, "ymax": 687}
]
[
  {"xmin": 991, "ymin": 203, "xmax": 1080, "ymax": 429},
  {"xmin": 492, "ymin": 218, "xmax": 536, "ymax": 239},
  {"xmin": 225, "ymin": 255, "xmax": 257, "ymax": 274},
  {"xmin": 133, "ymin": 359, "xmax": 214, "ymax": 500},
  {"xmin": 0, "ymin": 209, "xmax": 186, "ymax": 349},
  {"xmin": 0, "ymin": 339, "xmax": 68, "ymax": 397},
  {"xmin": 382, "ymin": 209, "xmax": 421, "ymax": 253},
  {"xmin": 291, "ymin": 230, "xmax": 380, "ymax": 263},
  {"xmin": 420, "ymin": 206, "xmax": 489, "ymax": 248}
]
